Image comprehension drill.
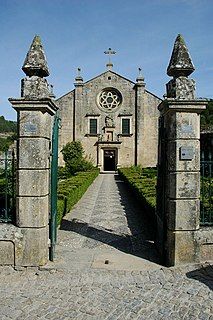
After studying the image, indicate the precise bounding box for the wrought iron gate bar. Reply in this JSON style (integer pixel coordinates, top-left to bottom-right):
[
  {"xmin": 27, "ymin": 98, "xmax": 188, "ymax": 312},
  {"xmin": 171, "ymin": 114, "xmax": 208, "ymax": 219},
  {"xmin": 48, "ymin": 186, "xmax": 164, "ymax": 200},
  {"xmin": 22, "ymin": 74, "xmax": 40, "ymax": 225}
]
[
  {"xmin": 200, "ymin": 151, "xmax": 213, "ymax": 225},
  {"xmin": 0, "ymin": 149, "xmax": 16, "ymax": 223},
  {"xmin": 49, "ymin": 113, "xmax": 60, "ymax": 261}
]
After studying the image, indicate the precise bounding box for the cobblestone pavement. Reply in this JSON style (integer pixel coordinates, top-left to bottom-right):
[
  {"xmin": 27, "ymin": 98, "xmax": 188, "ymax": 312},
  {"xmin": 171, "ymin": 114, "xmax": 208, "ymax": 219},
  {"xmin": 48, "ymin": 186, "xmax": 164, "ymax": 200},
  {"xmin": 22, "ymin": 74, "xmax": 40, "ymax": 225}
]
[{"xmin": 0, "ymin": 174, "xmax": 212, "ymax": 320}]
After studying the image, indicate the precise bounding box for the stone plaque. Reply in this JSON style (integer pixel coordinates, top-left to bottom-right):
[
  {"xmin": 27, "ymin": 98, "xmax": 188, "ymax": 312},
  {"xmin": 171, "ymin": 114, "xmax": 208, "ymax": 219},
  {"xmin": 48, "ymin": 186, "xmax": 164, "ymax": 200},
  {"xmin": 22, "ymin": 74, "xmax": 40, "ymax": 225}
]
[
  {"xmin": 180, "ymin": 147, "xmax": 194, "ymax": 160},
  {"xmin": 181, "ymin": 124, "xmax": 193, "ymax": 133},
  {"xmin": 24, "ymin": 122, "xmax": 37, "ymax": 133}
]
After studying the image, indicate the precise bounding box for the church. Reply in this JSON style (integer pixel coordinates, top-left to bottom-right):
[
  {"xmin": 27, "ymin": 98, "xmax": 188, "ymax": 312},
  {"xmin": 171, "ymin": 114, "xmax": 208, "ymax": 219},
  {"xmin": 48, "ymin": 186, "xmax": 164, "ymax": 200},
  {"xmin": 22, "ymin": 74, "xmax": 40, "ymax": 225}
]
[{"xmin": 56, "ymin": 49, "xmax": 161, "ymax": 171}]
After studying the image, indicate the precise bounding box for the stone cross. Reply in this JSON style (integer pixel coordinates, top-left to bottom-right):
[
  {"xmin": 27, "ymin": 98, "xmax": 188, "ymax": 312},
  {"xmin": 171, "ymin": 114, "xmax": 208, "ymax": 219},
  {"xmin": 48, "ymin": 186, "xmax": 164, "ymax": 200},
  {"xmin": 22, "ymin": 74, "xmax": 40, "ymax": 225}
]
[{"xmin": 104, "ymin": 48, "xmax": 116, "ymax": 69}]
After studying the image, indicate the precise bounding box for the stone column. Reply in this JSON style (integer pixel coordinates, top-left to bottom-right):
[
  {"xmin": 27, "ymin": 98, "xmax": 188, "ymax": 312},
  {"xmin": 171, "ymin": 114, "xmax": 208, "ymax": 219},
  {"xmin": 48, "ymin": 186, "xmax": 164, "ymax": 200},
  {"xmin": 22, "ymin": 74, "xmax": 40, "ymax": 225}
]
[
  {"xmin": 9, "ymin": 35, "xmax": 58, "ymax": 266},
  {"xmin": 158, "ymin": 34, "xmax": 207, "ymax": 266}
]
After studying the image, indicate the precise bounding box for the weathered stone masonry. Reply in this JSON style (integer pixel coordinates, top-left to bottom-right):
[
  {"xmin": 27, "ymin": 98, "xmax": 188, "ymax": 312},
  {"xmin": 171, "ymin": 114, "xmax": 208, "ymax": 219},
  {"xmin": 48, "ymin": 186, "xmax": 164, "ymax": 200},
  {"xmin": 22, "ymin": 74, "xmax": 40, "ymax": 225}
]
[
  {"xmin": 0, "ymin": 36, "xmax": 58, "ymax": 266},
  {"xmin": 157, "ymin": 34, "xmax": 212, "ymax": 266},
  {"xmin": 56, "ymin": 66, "xmax": 161, "ymax": 171},
  {"xmin": 0, "ymin": 34, "xmax": 212, "ymax": 267}
]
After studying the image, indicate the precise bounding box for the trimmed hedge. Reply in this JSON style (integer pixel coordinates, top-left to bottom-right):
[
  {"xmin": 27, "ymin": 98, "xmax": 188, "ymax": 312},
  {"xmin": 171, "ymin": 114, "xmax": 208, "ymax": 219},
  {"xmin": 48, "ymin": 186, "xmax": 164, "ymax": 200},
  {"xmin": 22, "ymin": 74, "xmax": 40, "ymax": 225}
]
[
  {"xmin": 57, "ymin": 168, "xmax": 99, "ymax": 226},
  {"xmin": 118, "ymin": 166, "xmax": 157, "ymax": 216}
]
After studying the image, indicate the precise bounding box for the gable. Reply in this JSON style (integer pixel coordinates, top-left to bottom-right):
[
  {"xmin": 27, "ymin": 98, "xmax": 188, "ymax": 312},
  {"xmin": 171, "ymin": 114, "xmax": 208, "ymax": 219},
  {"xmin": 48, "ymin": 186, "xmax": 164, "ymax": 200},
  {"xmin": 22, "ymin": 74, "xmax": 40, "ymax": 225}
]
[
  {"xmin": 84, "ymin": 70, "xmax": 135, "ymax": 86},
  {"xmin": 56, "ymin": 70, "xmax": 135, "ymax": 103}
]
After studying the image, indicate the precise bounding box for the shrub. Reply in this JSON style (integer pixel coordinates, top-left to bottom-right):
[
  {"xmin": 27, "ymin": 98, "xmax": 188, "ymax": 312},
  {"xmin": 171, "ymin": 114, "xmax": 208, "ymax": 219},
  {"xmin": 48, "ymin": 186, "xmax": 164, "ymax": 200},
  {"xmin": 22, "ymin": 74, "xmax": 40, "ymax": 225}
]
[
  {"xmin": 61, "ymin": 141, "xmax": 94, "ymax": 175},
  {"xmin": 57, "ymin": 168, "xmax": 99, "ymax": 226},
  {"xmin": 58, "ymin": 166, "xmax": 71, "ymax": 179},
  {"xmin": 118, "ymin": 166, "xmax": 157, "ymax": 216}
]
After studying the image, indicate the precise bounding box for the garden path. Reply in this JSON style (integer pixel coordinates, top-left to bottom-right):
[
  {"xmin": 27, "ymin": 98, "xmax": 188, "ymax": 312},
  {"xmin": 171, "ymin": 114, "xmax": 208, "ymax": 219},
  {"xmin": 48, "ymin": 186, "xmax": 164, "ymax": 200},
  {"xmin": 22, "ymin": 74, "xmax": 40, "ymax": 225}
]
[{"xmin": 56, "ymin": 173, "xmax": 160, "ymax": 271}]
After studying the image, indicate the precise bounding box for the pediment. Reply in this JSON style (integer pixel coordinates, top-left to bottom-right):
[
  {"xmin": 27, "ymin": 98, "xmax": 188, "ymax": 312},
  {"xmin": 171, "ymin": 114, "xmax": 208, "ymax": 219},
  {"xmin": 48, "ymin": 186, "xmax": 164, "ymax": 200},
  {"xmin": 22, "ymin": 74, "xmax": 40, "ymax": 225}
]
[{"xmin": 84, "ymin": 70, "xmax": 135, "ymax": 86}]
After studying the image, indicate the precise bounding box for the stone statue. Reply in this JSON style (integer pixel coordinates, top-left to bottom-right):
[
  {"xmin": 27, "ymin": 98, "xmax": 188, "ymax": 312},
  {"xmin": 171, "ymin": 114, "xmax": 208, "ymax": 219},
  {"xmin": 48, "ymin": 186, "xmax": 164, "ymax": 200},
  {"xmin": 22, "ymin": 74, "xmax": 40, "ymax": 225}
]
[{"xmin": 105, "ymin": 116, "xmax": 114, "ymax": 127}]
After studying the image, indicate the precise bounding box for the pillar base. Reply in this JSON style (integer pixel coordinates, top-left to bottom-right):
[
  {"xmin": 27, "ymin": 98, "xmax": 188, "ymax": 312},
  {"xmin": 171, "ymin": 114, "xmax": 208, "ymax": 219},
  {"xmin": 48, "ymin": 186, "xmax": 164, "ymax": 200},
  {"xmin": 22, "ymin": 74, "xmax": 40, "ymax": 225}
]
[{"xmin": 166, "ymin": 230, "xmax": 199, "ymax": 266}]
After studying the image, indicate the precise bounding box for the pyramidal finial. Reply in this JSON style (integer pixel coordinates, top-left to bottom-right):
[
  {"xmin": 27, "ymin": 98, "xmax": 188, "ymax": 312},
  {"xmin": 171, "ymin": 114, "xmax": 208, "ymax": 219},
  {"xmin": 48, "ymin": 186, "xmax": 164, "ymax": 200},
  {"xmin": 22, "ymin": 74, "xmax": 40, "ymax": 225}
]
[
  {"xmin": 167, "ymin": 34, "xmax": 195, "ymax": 77},
  {"xmin": 22, "ymin": 35, "xmax": 50, "ymax": 77}
]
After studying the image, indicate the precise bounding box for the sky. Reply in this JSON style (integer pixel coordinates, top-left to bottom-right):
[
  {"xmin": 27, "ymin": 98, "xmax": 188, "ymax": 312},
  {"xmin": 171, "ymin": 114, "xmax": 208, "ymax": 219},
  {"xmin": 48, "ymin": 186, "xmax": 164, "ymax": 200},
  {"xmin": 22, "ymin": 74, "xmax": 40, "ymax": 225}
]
[{"xmin": 0, "ymin": 0, "xmax": 212, "ymax": 120}]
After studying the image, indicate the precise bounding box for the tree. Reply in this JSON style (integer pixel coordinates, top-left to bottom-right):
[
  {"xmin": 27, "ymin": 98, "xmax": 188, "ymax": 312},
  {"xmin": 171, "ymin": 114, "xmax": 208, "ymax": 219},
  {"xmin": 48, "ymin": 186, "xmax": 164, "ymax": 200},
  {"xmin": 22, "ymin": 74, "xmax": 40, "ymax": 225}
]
[
  {"xmin": 0, "ymin": 116, "xmax": 16, "ymax": 133},
  {"xmin": 201, "ymin": 99, "xmax": 213, "ymax": 131},
  {"xmin": 61, "ymin": 141, "xmax": 93, "ymax": 175},
  {"xmin": 0, "ymin": 136, "xmax": 15, "ymax": 152}
]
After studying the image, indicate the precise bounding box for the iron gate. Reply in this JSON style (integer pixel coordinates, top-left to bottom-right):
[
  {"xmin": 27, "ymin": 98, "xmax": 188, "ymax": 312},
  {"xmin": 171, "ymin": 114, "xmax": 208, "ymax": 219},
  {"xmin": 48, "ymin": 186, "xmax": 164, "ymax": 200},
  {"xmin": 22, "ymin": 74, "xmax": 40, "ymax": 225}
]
[
  {"xmin": 49, "ymin": 113, "xmax": 60, "ymax": 261},
  {"xmin": 156, "ymin": 115, "xmax": 168, "ymax": 263},
  {"xmin": 200, "ymin": 150, "xmax": 213, "ymax": 225},
  {"xmin": 0, "ymin": 149, "xmax": 16, "ymax": 223}
]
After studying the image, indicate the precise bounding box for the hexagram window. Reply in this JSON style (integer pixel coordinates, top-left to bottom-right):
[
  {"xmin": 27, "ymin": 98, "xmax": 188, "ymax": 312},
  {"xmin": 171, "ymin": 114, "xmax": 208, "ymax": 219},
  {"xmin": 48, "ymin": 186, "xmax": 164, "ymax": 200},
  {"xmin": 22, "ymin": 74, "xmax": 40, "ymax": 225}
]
[{"xmin": 98, "ymin": 88, "xmax": 122, "ymax": 111}]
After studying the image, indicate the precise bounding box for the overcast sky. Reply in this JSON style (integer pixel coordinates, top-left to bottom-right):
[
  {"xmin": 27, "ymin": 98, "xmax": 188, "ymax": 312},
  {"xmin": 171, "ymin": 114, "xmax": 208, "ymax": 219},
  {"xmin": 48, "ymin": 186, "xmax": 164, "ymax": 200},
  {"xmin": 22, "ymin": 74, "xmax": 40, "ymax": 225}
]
[{"xmin": 0, "ymin": 0, "xmax": 212, "ymax": 120}]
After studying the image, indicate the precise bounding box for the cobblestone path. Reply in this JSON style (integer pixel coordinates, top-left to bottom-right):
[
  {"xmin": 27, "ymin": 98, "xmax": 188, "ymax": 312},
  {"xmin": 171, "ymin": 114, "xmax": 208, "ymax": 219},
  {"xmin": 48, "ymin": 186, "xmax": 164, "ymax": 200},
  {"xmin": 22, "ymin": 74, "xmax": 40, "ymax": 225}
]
[{"xmin": 0, "ymin": 174, "xmax": 212, "ymax": 320}]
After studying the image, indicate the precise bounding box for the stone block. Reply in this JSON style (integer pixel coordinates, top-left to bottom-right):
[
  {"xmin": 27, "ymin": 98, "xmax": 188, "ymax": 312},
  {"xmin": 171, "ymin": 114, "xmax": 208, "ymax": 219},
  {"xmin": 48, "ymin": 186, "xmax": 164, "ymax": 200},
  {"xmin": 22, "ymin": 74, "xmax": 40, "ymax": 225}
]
[
  {"xmin": 17, "ymin": 169, "xmax": 49, "ymax": 196},
  {"xmin": 21, "ymin": 77, "xmax": 50, "ymax": 100},
  {"xmin": 19, "ymin": 110, "xmax": 52, "ymax": 139},
  {"xmin": 165, "ymin": 111, "xmax": 200, "ymax": 140},
  {"xmin": 18, "ymin": 138, "xmax": 50, "ymax": 169},
  {"xmin": 0, "ymin": 241, "xmax": 15, "ymax": 265},
  {"xmin": 196, "ymin": 227, "xmax": 213, "ymax": 262},
  {"xmin": 0, "ymin": 224, "xmax": 49, "ymax": 267},
  {"xmin": 16, "ymin": 195, "xmax": 49, "ymax": 228},
  {"xmin": 166, "ymin": 230, "xmax": 199, "ymax": 266},
  {"xmin": 168, "ymin": 172, "xmax": 200, "ymax": 199},
  {"xmin": 200, "ymin": 244, "xmax": 213, "ymax": 262},
  {"xmin": 15, "ymin": 226, "xmax": 49, "ymax": 266},
  {"xmin": 167, "ymin": 199, "xmax": 200, "ymax": 231},
  {"xmin": 168, "ymin": 140, "xmax": 200, "ymax": 172},
  {"xmin": 166, "ymin": 77, "xmax": 195, "ymax": 100}
]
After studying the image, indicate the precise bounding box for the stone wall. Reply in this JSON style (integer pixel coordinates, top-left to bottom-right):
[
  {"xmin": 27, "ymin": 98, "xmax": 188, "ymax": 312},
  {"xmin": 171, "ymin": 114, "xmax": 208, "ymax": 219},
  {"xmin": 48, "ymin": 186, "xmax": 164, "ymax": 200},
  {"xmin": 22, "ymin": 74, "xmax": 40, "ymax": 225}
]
[{"xmin": 56, "ymin": 70, "xmax": 161, "ymax": 169}]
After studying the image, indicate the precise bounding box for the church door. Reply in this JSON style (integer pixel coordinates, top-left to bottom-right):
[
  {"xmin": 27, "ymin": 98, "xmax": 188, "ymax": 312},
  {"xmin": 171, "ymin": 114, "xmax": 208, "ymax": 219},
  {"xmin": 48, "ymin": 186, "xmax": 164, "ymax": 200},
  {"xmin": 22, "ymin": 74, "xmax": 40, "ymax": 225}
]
[{"xmin": 104, "ymin": 150, "xmax": 116, "ymax": 171}]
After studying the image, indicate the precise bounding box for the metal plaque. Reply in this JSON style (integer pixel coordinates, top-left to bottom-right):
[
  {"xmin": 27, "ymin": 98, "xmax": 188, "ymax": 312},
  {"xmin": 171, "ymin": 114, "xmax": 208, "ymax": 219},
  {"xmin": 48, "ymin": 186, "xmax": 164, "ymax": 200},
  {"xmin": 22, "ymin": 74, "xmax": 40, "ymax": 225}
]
[{"xmin": 180, "ymin": 147, "xmax": 194, "ymax": 160}]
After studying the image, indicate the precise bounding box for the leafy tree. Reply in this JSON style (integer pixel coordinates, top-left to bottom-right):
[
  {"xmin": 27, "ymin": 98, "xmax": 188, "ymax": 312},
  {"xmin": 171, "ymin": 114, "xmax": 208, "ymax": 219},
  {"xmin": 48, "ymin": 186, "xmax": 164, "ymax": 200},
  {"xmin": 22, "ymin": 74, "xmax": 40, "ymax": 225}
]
[
  {"xmin": 201, "ymin": 99, "xmax": 213, "ymax": 130},
  {"xmin": 0, "ymin": 116, "xmax": 16, "ymax": 133},
  {"xmin": 0, "ymin": 136, "xmax": 15, "ymax": 152},
  {"xmin": 0, "ymin": 116, "xmax": 17, "ymax": 152},
  {"xmin": 61, "ymin": 141, "xmax": 93, "ymax": 176}
]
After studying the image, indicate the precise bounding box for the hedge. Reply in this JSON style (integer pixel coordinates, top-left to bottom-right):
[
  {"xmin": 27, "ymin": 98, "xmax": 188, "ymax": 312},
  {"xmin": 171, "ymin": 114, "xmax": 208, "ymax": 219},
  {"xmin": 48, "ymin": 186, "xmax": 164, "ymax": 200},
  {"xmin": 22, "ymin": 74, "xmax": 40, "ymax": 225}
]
[
  {"xmin": 57, "ymin": 168, "xmax": 99, "ymax": 226},
  {"xmin": 118, "ymin": 166, "xmax": 157, "ymax": 217}
]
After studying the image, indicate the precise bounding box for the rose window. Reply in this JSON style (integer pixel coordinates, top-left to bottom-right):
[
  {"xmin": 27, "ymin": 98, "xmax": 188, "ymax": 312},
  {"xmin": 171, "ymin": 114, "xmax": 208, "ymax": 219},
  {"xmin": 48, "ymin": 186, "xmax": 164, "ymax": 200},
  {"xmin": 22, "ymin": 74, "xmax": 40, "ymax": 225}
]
[{"xmin": 98, "ymin": 88, "xmax": 122, "ymax": 111}]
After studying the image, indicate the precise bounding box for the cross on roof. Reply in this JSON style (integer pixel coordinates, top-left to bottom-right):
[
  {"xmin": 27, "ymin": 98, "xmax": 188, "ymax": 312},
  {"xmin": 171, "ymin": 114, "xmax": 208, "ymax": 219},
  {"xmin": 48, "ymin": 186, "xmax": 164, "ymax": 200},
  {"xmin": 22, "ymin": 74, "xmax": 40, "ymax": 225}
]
[{"xmin": 104, "ymin": 48, "xmax": 116, "ymax": 69}]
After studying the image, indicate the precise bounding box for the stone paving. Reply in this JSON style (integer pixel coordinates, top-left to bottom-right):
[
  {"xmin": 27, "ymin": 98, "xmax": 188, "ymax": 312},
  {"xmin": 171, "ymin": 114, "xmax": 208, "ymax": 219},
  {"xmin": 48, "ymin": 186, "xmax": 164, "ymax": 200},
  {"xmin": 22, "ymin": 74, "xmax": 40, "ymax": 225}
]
[{"xmin": 0, "ymin": 173, "xmax": 212, "ymax": 319}]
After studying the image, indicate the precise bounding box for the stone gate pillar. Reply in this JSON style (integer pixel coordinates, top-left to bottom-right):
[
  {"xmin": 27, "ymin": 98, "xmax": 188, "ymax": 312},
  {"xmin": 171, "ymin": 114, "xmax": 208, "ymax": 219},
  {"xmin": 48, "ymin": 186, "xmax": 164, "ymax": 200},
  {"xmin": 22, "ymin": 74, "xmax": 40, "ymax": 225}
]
[
  {"xmin": 158, "ymin": 35, "xmax": 207, "ymax": 266},
  {"xmin": 9, "ymin": 36, "xmax": 58, "ymax": 266}
]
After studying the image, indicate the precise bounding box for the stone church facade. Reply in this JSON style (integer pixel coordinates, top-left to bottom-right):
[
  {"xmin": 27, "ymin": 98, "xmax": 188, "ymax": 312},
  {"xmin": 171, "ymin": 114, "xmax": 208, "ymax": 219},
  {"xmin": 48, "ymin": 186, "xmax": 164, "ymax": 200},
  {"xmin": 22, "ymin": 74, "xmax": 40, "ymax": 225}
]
[{"xmin": 56, "ymin": 65, "xmax": 161, "ymax": 171}]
